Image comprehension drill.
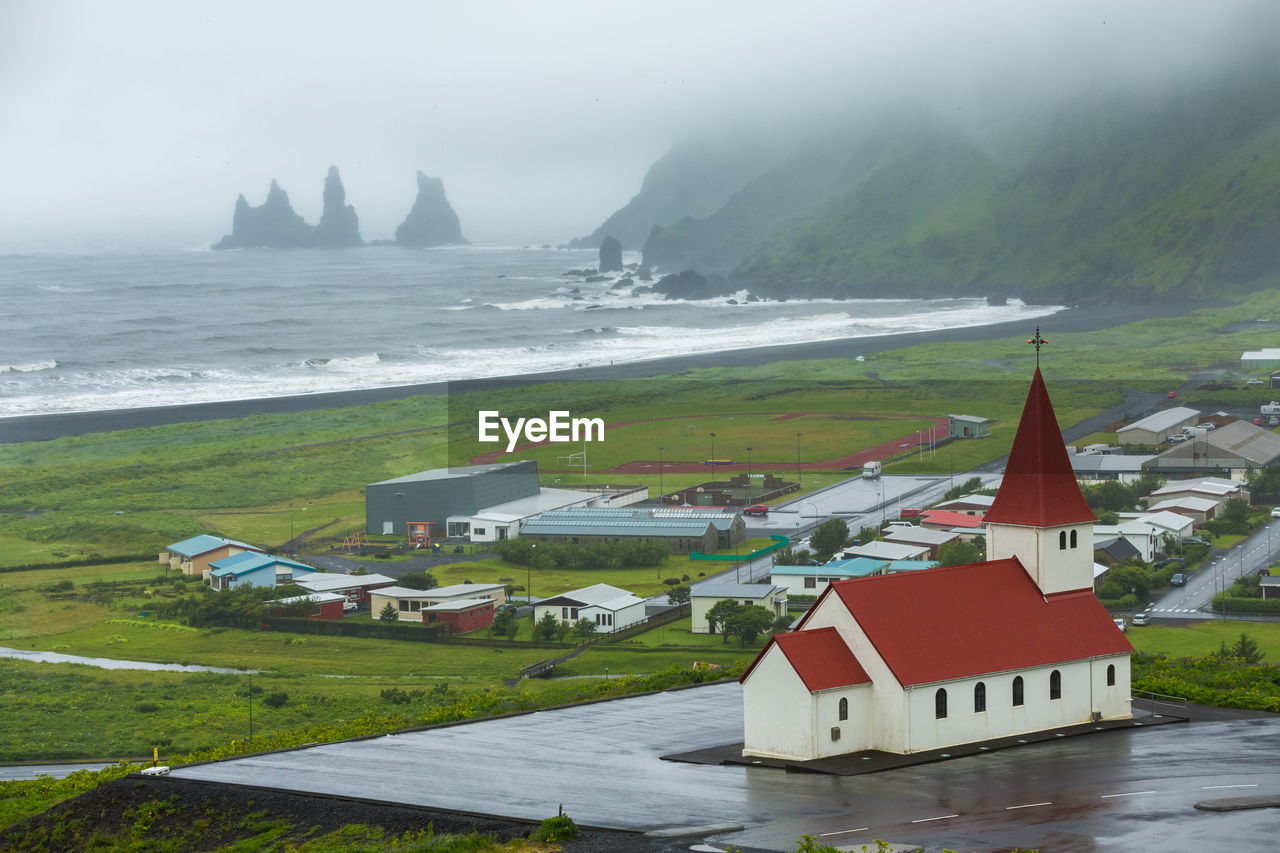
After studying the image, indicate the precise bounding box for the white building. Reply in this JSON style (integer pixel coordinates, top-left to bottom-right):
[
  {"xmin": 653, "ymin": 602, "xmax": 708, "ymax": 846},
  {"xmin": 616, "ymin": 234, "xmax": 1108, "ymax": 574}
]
[
  {"xmin": 841, "ymin": 541, "xmax": 931, "ymax": 561},
  {"xmin": 368, "ymin": 582, "xmax": 507, "ymax": 622},
  {"xmin": 532, "ymin": 583, "xmax": 646, "ymax": 633},
  {"xmin": 1148, "ymin": 477, "xmax": 1249, "ymax": 506},
  {"xmin": 741, "ymin": 369, "xmax": 1132, "ymax": 759},
  {"xmin": 1092, "ymin": 521, "xmax": 1161, "ymax": 562},
  {"xmin": 689, "ymin": 582, "xmax": 788, "ymax": 633}
]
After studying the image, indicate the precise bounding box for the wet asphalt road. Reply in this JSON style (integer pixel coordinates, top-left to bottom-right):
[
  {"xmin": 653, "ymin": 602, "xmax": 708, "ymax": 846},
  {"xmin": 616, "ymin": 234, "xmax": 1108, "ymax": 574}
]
[{"xmin": 171, "ymin": 681, "xmax": 1280, "ymax": 852}]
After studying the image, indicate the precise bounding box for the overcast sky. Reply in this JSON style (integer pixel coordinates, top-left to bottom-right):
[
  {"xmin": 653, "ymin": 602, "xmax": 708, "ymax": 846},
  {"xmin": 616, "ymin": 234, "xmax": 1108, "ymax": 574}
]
[{"xmin": 0, "ymin": 0, "xmax": 1270, "ymax": 250}]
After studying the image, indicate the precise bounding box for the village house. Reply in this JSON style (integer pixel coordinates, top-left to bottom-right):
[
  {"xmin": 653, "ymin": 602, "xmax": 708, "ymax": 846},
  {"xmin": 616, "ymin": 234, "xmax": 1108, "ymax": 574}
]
[
  {"xmin": 771, "ymin": 558, "xmax": 937, "ymax": 597},
  {"xmin": 689, "ymin": 582, "xmax": 788, "ymax": 633},
  {"xmin": 161, "ymin": 534, "xmax": 264, "ymax": 577},
  {"xmin": 532, "ymin": 583, "xmax": 646, "ymax": 632},
  {"xmin": 294, "ymin": 572, "xmax": 396, "ymax": 607},
  {"xmin": 741, "ymin": 369, "xmax": 1132, "ymax": 759},
  {"xmin": 368, "ymin": 582, "xmax": 507, "ymax": 622},
  {"xmin": 268, "ymin": 592, "xmax": 347, "ymax": 620},
  {"xmin": 207, "ymin": 552, "xmax": 319, "ymax": 590}
]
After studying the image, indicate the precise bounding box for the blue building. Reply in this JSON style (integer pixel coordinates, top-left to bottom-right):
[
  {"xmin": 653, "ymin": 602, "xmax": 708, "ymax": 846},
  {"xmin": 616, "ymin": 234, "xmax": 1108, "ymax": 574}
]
[{"xmin": 208, "ymin": 552, "xmax": 319, "ymax": 590}]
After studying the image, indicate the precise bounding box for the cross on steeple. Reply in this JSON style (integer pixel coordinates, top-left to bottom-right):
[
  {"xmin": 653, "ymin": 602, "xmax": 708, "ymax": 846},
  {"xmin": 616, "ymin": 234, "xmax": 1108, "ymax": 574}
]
[{"xmin": 1027, "ymin": 327, "xmax": 1047, "ymax": 366}]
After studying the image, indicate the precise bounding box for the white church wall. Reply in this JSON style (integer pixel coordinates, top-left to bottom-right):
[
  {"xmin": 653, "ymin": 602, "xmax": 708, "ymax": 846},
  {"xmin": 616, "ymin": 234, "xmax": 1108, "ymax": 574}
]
[
  {"xmin": 815, "ymin": 684, "xmax": 873, "ymax": 757},
  {"xmin": 1091, "ymin": 654, "xmax": 1133, "ymax": 720},
  {"xmin": 988, "ymin": 522, "xmax": 1094, "ymax": 595},
  {"xmin": 742, "ymin": 645, "xmax": 821, "ymax": 760}
]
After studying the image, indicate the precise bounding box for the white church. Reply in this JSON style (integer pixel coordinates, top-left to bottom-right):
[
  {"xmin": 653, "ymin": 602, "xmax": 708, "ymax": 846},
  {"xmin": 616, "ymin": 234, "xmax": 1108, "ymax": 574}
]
[{"xmin": 741, "ymin": 368, "xmax": 1134, "ymax": 759}]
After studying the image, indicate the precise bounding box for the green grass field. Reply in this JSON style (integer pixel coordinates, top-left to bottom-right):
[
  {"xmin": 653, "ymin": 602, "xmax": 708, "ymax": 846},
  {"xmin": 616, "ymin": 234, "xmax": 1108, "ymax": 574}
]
[{"xmin": 1127, "ymin": 619, "xmax": 1280, "ymax": 660}]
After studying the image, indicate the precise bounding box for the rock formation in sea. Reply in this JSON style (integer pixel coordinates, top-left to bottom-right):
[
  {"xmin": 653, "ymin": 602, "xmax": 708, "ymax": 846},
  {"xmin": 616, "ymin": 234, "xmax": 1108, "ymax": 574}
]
[
  {"xmin": 394, "ymin": 172, "xmax": 467, "ymax": 247},
  {"xmin": 314, "ymin": 166, "xmax": 364, "ymax": 247},
  {"xmin": 598, "ymin": 236, "xmax": 623, "ymax": 272},
  {"xmin": 211, "ymin": 180, "xmax": 317, "ymax": 250}
]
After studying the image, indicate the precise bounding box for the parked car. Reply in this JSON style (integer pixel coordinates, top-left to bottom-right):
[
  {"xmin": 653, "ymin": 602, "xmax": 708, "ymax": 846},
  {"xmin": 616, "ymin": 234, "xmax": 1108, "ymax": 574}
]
[
  {"xmin": 743, "ymin": 505, "xmax": 769, "ymax": 516},
  {"xmin": 899, "ymin": 507, "xmax": 923, "ymax": 520},
  {"xmin": 1168, "ymin": 434, "xmax": 1188, "ymax": 444},
  {"xmin": 1270, "ymin": 416, "xmax": 1278, "ymax": 427},
  {"xmin": 1170, "ymin": 572, "xmax": 1186, "ymax": 586},
  {"xmin": 1271, "ymin": 507, "xmax": 1280, "ymax": 519},
  {"xmin": 1253, "ymin": 417, "xmax": 1264, "ymax": 426},
  {"xmin": 1130, "ymin": 612, "xmax": 1150, "ymax": 626},
  {"xmin": 1181, "ymin": 536, "xmax": 1209, "ymax": 547},
  {"xmin": 1113, "ymin": 617, "xmax": 1126, "ymax": 633},
  {"xmin": 1247, "ymin": 378, "xmax": 1265, "ymax": 386},
  {"xmin": 1167, "ymin": 391, "xmax": 1178, "ymax": 399},
  {"xmin": 1153, "ymin": 557, "xmax": 1185, "ymax": 570}
]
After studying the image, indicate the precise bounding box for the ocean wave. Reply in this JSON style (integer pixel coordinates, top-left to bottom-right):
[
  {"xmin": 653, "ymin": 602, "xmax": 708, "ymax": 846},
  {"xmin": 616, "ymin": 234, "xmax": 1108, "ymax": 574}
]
[
  {"xmin": 0, "ymin": 359, "xmax": 57, "ymax": 374},
  {"xmin": 304, "ymin": 353, "xmax": 383, "ymax": 370}
]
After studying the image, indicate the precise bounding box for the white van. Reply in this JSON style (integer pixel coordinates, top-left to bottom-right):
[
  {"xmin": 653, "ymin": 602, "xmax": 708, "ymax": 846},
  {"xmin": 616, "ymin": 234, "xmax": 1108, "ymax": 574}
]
[{"xmin": 862, "ymin": 460, "xmax": 882, "ymax": 479}]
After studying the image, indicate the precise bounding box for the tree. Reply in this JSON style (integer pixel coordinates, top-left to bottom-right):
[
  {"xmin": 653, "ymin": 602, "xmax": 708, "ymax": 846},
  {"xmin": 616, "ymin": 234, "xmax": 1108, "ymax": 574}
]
[
  {"xmin": 705, "ymin": 599, "xmax": 742, "ymax": 640},
  {"xmin": 1221, "ymin": 497, "xmax": 1252, "ymax": 526},
  {"xmin": 378, "ymin": 601, "xmax": 399, "ymax": 623},
  {"xmin": 667, "ymin": 584, "xmax": 691, "ymax": 606},
  {"xmin": 810, "ymin": 518, "xmax": 850, "ymax": 558},
  {"xmin": 943, "ymin": 476, "xmax": 983, "ymax": 502},
  {"xmin": 490, "ymin": 608, "xmax": 514, "ymax": 637},
  {"xmin": 397, "ymin": 570, "xmax": 438, "ymax": 590},
  {"xmin": 505, "ymin": 614, "xmax": 519, "ymax": 641},
  {"xmin": 936, "ymin": 539, "xmax": 983, "ymax": 567},
  {"xmin": 555, "ymin": 619, "xmax": 573, "ymax": 642},
  {"xmin": 723, "ymin": 605, "xmax": 775, "ymax": 647},
  {"xmin": 1218, "ymin": 632, "xmax": 1266, "ymax": 663},
  {"xmin": 536, "ymin": 610, "xmax": 559, "ymax": 640},
  {"xmin": 574, "ymin": 617, "xmax": 597, "ymax": 638}
]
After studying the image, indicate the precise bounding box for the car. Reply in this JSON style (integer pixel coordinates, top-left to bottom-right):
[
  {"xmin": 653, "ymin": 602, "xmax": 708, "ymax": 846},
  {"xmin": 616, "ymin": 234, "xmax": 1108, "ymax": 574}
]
[
  {"xmin": 1130, "ymin": 612, "xmax": 1150, "ymax": 626},
  {"xmin": 1247, "ymin": 378, "xmax": 1265, "ymax": 386},
  {"xmin": 342, "ymin": 600, "xmax": 358, "ymax": 612},
  {"xmin": 1253, "ymin": 417, "xmax": 1264, "ymax": 426},
  {"xmin": 1113, "ymin": 617, "xmax": 1126, "ymax": 633},
  {"xmin": 743, "ymin": 504, "xmax": 769, "ymax": 516},
  {"xmin": 899, "ymin": 507, "xmax": 923, "ymax": 519},
  {"xmin": 1167, "ymin": 391, "xmax": 1178, "ymax": 398},
  {"xmin": 1272, "ymin": 507, "xmax": 1280, "ymax": 519},
  {"xmin": 1168, "ymin": 434, "xmax": 1188, "ymax": 444},
  {"xmin": 1270, "ymin": 416, "xmax": 1279, "ymax": 427},
  {"xmin": 1181, "ymin": 536, "xmax": 1209, "ymax": 547},
  {"xmin": 1170, "ymin": 572, "xmax": 1186, "ymax": 586},
  {"xmin": 1153, "ymin": 557, "xmax": 1185, "ymax": 570}
]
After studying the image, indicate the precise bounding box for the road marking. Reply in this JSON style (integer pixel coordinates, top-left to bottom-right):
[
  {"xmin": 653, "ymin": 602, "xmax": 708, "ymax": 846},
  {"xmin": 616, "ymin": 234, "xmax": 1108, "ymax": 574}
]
[
  {"xmin": 819, "ymin": 828, "xmax": 868, "ymax": 836},
  {"xmin": 1006, "ymin": 802, "xmax": 1052, "ymax": 810},
  {"xmin": 912, "ymin": 814, "xmax": 959, "ymax": 823},
  {"xmin": 1202, "ymin": 784, "xmax": 1258, "ymax": 790},
  {"xmin": 1101, "ymin": 790, "xmax": 1156, "ymax": 798}
]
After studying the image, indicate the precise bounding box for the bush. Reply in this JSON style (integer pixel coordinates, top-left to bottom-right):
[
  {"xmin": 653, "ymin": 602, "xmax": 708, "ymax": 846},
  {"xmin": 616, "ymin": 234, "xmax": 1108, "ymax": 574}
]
[
  {"xmin": 134, "ymin": 702, "xmax": 160, "ymax": 713},
  {"xmin": 531, "ymin": 813, "xmax": 578, "ymax": 842},
  {"xmin": 261, "ymin": 692, "xmax": 289, "ymax": 708}
]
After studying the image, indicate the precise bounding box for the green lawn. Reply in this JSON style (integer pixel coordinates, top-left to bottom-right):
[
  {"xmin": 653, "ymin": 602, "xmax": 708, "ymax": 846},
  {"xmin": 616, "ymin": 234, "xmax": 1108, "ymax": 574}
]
[{"xmin": 1127, "ymin": 619, "xmax": 1280, "ymax": 660}]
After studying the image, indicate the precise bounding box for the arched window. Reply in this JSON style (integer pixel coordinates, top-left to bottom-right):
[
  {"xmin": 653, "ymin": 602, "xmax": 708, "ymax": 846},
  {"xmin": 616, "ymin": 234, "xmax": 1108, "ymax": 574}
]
[
  {"xmin": 838, "ymin": 697, "xmax": 848, "ymax": 721},
  {"xmin": 974, "ymin": 681, "xmax": 986, "ymax": 713},
  {"xmin": 1050, "ymin": 669, "xmax": 1062, "ymax": 700},
  {"xmin": 935, "ymin": 688, "xmax": 948, "ymax": 719},
  {"xmin": 1012, "ymin": 676, "xmax": 1024, "ymax": 706},
  {"xmin": 1059, "ymin": 531, "xmax": 1067, "ymax": 549},
  {"xmin": 1070, "ymin": 530, "xmax": 1078, "ymax": 549},
  {"xmin": 1106, "ymin": 664, "xmax": 1116, "ymax": 687}
]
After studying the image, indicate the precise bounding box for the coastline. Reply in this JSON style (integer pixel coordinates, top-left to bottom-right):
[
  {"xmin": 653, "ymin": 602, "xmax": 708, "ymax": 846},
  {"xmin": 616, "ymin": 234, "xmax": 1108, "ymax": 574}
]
[{"xmin": 0, "ymin": 301, "xmax": 1191, "ymax": 444}]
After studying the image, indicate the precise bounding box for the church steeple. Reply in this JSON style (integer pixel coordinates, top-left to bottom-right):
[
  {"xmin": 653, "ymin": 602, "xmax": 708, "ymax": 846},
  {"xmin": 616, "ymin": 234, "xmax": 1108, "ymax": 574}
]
[{"xmin": 986, "ymin": 366, "xmax": 1096, "ymax": 595}]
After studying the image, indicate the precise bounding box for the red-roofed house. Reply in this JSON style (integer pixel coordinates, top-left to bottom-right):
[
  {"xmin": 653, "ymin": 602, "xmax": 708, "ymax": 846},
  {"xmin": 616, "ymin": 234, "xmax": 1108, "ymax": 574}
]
[{"xmin": 741, "ymin": 368, "xmax": 1132, "ymax": 759}]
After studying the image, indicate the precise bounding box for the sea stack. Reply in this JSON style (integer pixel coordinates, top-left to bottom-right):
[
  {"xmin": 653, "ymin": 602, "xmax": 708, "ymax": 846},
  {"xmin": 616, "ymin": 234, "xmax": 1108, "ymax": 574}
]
[
  {"xmin": 598, "ymin": 235, "xmax": 623, "ymax": 272},
  {"xmin": 314, "ymin": 166, "xmax": 364, "ymax": 248},
  {"xmin": 211, "ymin": 180, "xmax": 316, "ymax": 250},
  {"xmin": 394, "ymin": 172, "xmax": 466, "ymax": 247}
]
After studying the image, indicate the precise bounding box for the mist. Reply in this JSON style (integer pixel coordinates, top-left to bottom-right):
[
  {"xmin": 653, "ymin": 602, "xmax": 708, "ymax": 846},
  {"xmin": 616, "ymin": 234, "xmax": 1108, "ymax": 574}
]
[{"xmin": 0, "ymin": 0, "xmax": 1271, "ymax": 251}]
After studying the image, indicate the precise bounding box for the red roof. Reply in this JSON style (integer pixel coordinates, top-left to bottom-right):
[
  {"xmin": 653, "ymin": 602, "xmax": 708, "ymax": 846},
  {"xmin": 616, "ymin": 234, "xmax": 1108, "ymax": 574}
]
[
  {"xmin": 920, "ymin": 510, "xmax": 984, "ymax": 529},
  {"xmin": 740, "ymin": 626, "xmax": 871, "ymax": 692},
  {"xmin": 984, "ymin": 368, "xmax": 1096, "ymax": 528},
  {"xmin": 800, "ymin": 559, "xmax": 1130, "ymax": 687}
]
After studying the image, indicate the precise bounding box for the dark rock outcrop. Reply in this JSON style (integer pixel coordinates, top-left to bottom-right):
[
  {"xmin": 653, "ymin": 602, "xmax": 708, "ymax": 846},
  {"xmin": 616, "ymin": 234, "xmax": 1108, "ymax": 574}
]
[
  {"xmin": 599, "ymin": 236, "xmax": 623, "ymax": 272},
  {"xmin": 314, "ymin": 166, "xmax": 364, "ymax": 247},
  {"xmin": 651, "ymin": 270, "xmax": 732, "ymax": 300},
  {"xmin": 395, "ymin": 172, "xmax": 466, "ymax": 247},
  {"xmin": 212, "ymin": 180, "xmax": 317, "ymax": 250}
]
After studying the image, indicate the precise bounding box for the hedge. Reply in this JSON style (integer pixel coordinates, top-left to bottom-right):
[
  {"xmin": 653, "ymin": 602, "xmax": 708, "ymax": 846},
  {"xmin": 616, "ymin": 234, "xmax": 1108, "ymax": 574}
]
[
  {"xmin": 0, "ymin": 554, "xmax": 153, "ymax": 573},
  {"xmin": 1211, "ymin": 594, "xmax": 1280, "ymax": 614}
]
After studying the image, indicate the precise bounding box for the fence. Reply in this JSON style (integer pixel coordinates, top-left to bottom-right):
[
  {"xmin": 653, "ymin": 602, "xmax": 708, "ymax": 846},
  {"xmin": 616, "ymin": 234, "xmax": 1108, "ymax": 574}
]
[
  {"xmin": 0, "ymin": 553, "xmax": 154, "ymax": 574},
  {"xmin": 599, "ymin": 603, "xmax": 690, "ymax": 643},
  {"xmin": 259, "ymin": 617, "xmax": 446, "ymax": 642},
  {"xmin": 1131, "ymin": 688, "xmax": 1190, "ymax": 719},
  {"xmin": 689, "ymin": 534, "xmax": 790, "ymax": 563}
]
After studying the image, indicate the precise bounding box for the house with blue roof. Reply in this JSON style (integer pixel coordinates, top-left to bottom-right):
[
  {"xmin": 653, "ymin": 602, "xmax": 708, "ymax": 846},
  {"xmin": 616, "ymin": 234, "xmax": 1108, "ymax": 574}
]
[
  {"xmin": 772, "ymin": 557, "xmax": 937, "ymax": 597},
  {"xmin": 207, "ymin": 552, "xmax": 319, "ymax": 591},
  {"xmin": 161, "ymin": 534, "xmax": 264, "ymax": 577}
]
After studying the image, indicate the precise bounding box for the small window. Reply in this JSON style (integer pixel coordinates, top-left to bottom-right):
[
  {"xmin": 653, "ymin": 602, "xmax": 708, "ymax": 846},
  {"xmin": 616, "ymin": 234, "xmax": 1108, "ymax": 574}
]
[
  {"xmin": 1058, "ymin": 531, "xmax": 1067, "ymax": 549},
  {"xmin": 1106, "ymin": 664, "xmax": 1116, "ymax": 687},
  {"xmin": 838, "ymin": 697, "xmax": 848, "ymax": 721},
  {"xmin": 974, "ymin": 681, "xmax": 986, "ymax": 713},
  {"xmin": 398, "ymin": 600, "xmax": 409, "ymax": 612},
  {"xmin": 935, "ymin": 688, "xmax": 948, "ymax": 719},
  {"xmin": 562, "ymin": 607, "xmax": 568, "ymax": 619},
  {"xmin": 1013, "ymin": 675, "xmax": 1024, "ymax": 706},
  {"xmin": 1050, "ymin": 669, "xmax": 1062, "ymax": 700},
  {"xmin": 1070, "ymin": 530, "xmax": 1078, "ymax": 549}
]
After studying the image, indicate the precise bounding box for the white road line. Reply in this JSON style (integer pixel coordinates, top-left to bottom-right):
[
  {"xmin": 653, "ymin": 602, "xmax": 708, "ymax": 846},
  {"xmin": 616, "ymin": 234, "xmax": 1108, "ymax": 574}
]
[
  {"xmin": 1101, "ymin": 790, "xmax": 1156, "ymax": 799},
  {"xmin": 1006, "ymin": 802, "xmax": 1053, "ymax": 810},
  {"xmin": 912, "ymin": 814, "xmax": 959, "ymax": 823},
  {"xmin": 819, "ymin": 828, "xmax": 868, "ymax": 836},
  {"xmin": 1202, "ymin": 784, "xmax": 1258, "ymax": 790}
]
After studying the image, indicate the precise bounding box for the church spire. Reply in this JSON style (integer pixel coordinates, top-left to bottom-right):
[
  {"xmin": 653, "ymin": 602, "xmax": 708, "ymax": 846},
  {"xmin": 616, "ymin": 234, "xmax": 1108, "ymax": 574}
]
[{"xmin": 984, "ymin": 367, "xmax": 1095, "ymax": 528}]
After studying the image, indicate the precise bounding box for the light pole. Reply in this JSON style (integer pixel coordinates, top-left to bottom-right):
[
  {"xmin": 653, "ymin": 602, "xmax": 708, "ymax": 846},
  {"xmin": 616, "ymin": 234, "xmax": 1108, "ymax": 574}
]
[
  {"xmin": 658, "ymin": 446, "xmax": 664, "ymax": 502},
  {"xmin": 288, "ymin": 506, "xmax": 308, "ymax": 555},
  {"xmin": 528, "ymin": 543, "xmax": 535, "ymax": 609},
  {"xmin": 746, "ymin": 446, "xmax": 753, "ymax": 504},
  {"xmin": 247, "ymin": 671, "xmax": 253, "ymax": 743},
  {"xmin": 709, "ymin": 432, "xmax": 717, "ymax": 463},
  {"xmin": 795, "ymin": 432, "xmax": 802, "ymax": 487}
]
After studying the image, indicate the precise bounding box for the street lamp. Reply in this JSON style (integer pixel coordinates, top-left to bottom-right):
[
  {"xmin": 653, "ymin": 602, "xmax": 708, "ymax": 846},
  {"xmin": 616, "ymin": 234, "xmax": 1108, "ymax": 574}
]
[
  {"xmin": 658, "ymin": 446, "xmax": 664, "ymax": 502},
  {"xmin": 709, "ymin": 432, "xmax": 717, "ymax": 462},
  {"xmin": 288, "ymin": 506, "xmax": 308, "ymax": 555},
  {"xmin": 528, "ymin": 543, "xmax": 535, "ymax": 609},
  {"xmin": 795, "ymin": 432, "xmax": 802, "ymax": 487},
  {"xmin": 746, "ymin": 446, "xmax": 753, "ymax": 504}
]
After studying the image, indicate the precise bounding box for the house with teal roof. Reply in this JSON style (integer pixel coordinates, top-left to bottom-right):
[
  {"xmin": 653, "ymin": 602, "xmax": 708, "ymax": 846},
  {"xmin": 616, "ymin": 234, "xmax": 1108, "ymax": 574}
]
[
  {"xmin": 161, "ymin": 534, "xmax": 264, "ymax": 577},
  {"xmin": 208, "ymin": 552, "xmax": 318, "ymax": 591}
]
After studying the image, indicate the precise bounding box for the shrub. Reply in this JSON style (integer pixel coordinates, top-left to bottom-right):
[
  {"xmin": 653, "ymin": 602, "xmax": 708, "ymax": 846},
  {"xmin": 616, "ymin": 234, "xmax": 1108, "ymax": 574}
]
[
  {"xmin": 261, "ymin": 692, "xmax": 289, "ymax": 708},
  {"xmin": 134, "ymin": 702, "xmax": 160, "ymax": 713},
  {"xmin": 531, "ymin": 813, "xmax": 578, "ymax": 842}
]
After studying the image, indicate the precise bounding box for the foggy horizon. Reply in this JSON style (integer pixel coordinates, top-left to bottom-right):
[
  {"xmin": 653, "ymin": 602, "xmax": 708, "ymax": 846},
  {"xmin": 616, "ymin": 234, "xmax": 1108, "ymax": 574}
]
[{"xmin": 0, "ymin": 0, "xmax": 1273, "ymax": 252}]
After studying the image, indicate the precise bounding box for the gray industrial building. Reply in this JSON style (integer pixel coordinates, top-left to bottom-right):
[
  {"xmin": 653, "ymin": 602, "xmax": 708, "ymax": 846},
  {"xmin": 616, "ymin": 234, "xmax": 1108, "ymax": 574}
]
[{"xmin": 365, "ymin": 460, "xmax": 540, "ymax": 536}]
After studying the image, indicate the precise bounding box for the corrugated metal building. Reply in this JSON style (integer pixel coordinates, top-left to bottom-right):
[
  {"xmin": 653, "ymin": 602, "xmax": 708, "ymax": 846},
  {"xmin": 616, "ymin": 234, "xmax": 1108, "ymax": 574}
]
[
  {"xmin": 519, "ymin": 506, "xmax": 746, "ymax": 553},
  {"xmin": 365, "ymin": 460, "xmax": 540, "ymax": 536}
]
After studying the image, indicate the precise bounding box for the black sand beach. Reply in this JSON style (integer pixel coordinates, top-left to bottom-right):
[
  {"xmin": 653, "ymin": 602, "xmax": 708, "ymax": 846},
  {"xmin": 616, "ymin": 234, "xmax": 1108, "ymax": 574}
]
[{"xmin": 0, "ymin": 301, "xmax": 1183, "ymax": 444}]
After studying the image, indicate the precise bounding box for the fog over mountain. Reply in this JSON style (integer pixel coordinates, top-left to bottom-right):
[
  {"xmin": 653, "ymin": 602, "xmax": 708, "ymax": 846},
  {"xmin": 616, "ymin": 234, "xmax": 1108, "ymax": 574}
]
[{"xmin": 0, "ymin": 0, "xmax": 1272, "ymax": 251}]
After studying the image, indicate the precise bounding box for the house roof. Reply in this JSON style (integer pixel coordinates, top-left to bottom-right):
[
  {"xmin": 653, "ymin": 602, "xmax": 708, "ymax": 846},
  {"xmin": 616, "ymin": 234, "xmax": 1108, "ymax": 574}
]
[
  {"xmin": 1119, "ymin": 511, "xmax": 1195, "ymax": 533},
  {"xmin": 884, "ymin": 527, "xmax": 958, "ymax": 546},
  {"xmin": 742, "ymin": 626, "xmax": 872, "ymax": 693},
  {"xmin": 984, "ymin": 368, "xmax": 1096, "ymax": 528},
  {"xmin": 1116, "ymin": 407, "xmax": 1200, "ymax": 435},
  {"xmin": 535, "ymin": 583, "xmax": 640, "ymax": 610},
  {"xmin": 1070, "ymin": 455, "xmax": 1154, "ymax": 475},
  {"xmin": 1093, "ymin": 536, "xmax": 1142, "ymax": 562},
  {"xmin": 370, "ymin": 585, "xmax": 445, "ymax": 599},
  {"xmin": 843, "ymin": 541, "xmax": 930, "ymax": 561},
  {"xmin": 271, "ymin": 592, "xmax": 346, "ymax": 606},
  {"xmin": 166, "ymin": 534, "xmax": 260, "ymax": 558},
  {"xmin": 208, "ymin": 552, "xmax": 316, "ymax": 578},
  {"xmin": 369, "ymin": 460, "xmax": 529, "ymax": 486},
  {"xmin": 691, "ymin": 582, "xmax": 783, "ymax": 599},
  {"xmin": 933, "ymin": 494, "xmax": 995, "ymax": 510},
  {"xmin": 949, "ymin": 414, "xmax": 992, "ymax": 425},
  {"xmin": 771, "ymin": 559, "xmax": 889, "ymax": 579},
  {"xmin": 295, "ymin": 572, "xmax": 396, "ymax": 592},
  {"xmin": 918, "ymin": 510, "xmax": 984, "ymax": 529},
  {"xmin": 1149, "ymin": 496, "xmax": 1220, "ymax": 513},
  {"xmin": 1149, "ymin": 477, "xmax": 1241, "ymax": 498},
  {"xmin": 423, "ymin": 598, "xmax": 494, "ymax": 612},
  {"xmin": 419, "ymin": 582, "xmax": 506, "ymax": 599},
  {"xmin": 520, "ymin": 516, "xmax": 716, "ymax": 538},
  {"xmin": 799, "ymin": 558, "xmax": 1131, "ymax": 686},
  {"xmin": 455, "ymin": 488, "xmax": 593, "ymax": 523}
]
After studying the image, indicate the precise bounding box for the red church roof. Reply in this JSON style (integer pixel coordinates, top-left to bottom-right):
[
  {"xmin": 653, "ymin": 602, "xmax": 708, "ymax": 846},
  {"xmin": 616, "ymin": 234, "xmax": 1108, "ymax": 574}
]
[
  {"xmin": 795, "ymin": 558, "xmax": 1130, "ymax": 687},
  {"xmin": 919, "ymin": 510, "xmax": 984, "ymax": 529},
  {"xmin": 741, "ymin": 626, "xmax": 871, "ymax": 692},
  {"xmin": 984, "ymin": 368, "xmax": 1096, "ymax": 528}
]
